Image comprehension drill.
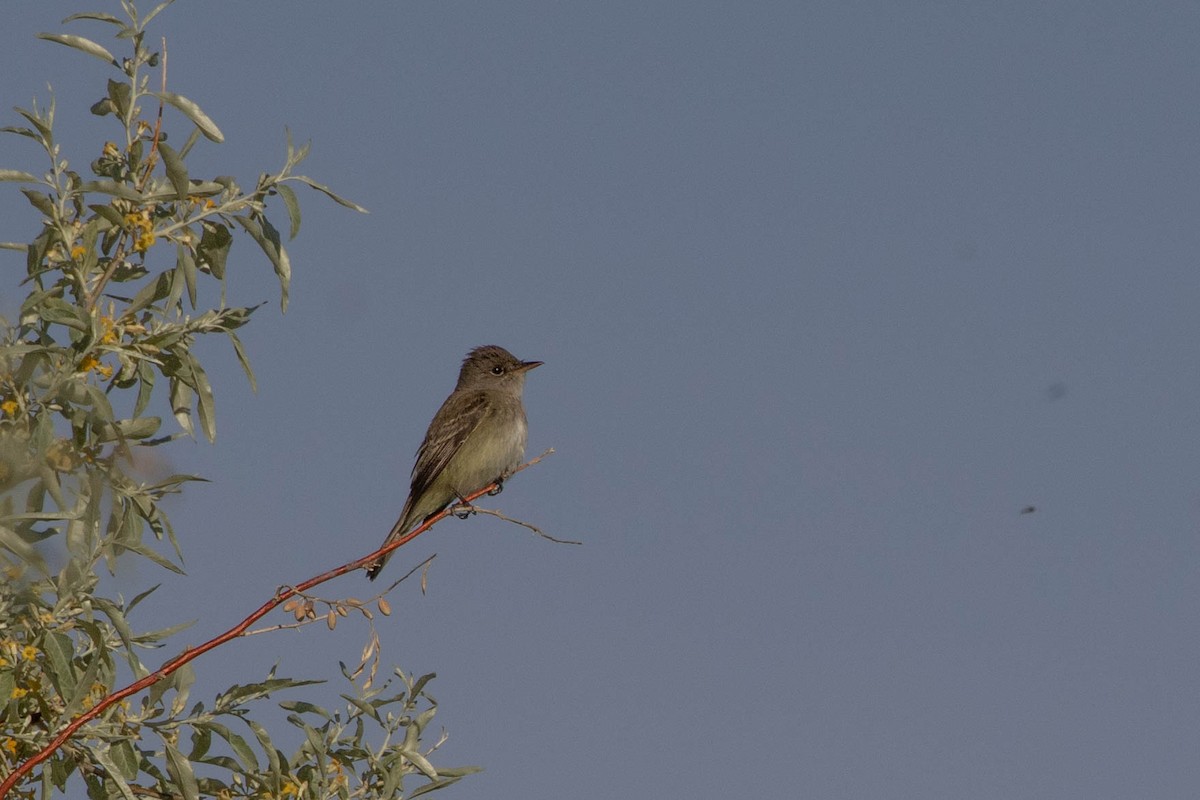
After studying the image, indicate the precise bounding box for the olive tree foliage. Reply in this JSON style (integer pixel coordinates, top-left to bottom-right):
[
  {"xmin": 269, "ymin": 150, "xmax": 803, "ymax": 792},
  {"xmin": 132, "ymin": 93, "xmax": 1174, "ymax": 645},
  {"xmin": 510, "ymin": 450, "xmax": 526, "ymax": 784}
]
[{"xmin": 0, "ymin": 3, "xmax": 476, "ymax": 798}]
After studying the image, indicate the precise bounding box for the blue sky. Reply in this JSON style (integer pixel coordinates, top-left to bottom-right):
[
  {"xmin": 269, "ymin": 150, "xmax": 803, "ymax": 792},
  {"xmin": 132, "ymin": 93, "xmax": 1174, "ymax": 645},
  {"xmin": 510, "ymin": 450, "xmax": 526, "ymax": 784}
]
[{"xmin": 3, "ymin": 2, "xmax": 1199, "ymax": 798}]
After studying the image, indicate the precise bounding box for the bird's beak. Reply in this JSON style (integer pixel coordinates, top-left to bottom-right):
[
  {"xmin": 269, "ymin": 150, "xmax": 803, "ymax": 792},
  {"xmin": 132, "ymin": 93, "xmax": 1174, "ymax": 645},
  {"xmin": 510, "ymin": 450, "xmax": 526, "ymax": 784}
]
[{"xmin": 516, "ymin": 360, "xmax": 543, "ymax": 373}]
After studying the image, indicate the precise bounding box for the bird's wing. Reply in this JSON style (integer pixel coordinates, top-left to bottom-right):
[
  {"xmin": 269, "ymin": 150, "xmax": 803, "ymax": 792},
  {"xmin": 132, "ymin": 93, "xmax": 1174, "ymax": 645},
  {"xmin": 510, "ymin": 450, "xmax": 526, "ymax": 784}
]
[{"xmin": 408, "ymin": 390, "xmax": 490, "ymax": 498}]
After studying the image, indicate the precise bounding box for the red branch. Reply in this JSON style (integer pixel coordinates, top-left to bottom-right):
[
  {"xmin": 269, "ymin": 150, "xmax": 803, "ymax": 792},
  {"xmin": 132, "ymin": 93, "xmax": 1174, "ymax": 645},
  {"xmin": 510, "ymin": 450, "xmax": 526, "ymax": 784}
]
[{"xmin": 0, "ymin": 468, "xmax": 537, "ymax": 797}]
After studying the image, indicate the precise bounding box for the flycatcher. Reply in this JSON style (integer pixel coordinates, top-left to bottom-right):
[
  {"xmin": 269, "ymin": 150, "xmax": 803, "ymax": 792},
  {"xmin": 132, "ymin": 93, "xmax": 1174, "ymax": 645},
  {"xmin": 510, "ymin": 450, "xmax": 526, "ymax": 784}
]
[{"xmin": 366, "ymin": 345, "xmax": 543, "ymax": 580}]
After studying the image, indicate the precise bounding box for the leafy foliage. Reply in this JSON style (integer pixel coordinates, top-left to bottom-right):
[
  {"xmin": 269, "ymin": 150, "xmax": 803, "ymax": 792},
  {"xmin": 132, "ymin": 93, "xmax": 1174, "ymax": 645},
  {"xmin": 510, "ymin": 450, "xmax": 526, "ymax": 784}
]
[{"xmin": 0, "ymin": 3, "xmax": 474, "ymax": 797}]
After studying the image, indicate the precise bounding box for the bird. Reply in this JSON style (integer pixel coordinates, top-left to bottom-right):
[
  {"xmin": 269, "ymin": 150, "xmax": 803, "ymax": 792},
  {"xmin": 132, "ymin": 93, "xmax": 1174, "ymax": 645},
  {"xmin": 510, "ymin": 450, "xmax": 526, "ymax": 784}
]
[{"xmin": 365, "ymin": 345, "xmax": 542, "ymax": 580}]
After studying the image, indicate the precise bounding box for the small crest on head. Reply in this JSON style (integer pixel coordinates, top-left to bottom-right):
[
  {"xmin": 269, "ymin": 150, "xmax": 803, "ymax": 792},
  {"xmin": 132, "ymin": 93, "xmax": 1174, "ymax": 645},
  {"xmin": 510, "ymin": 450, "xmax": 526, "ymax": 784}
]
[
  {"xmin": 457, "ymin": 345, "xmax": 540, "ymax": 388},
  {"xmin": 465, "ymin": 345, "xmax": 518, "ymax": 365}
]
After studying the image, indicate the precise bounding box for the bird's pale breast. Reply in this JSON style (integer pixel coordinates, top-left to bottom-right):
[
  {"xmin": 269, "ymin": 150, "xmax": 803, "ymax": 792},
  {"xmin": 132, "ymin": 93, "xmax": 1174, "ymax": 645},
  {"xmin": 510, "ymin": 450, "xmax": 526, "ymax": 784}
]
[{"xmin": 439, "ymin": 399, "xmax": 527, "ymax": 495}]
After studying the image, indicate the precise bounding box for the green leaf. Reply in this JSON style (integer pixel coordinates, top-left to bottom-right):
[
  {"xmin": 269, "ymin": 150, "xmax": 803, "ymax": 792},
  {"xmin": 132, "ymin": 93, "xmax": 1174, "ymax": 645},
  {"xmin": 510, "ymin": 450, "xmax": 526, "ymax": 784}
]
[
  {"xmin": 227, "ymin": 331, "xmax": 257, "ymax": 392},
  {"xmin": 126, "ymin": 583, "xmax": 161, "ymax": 612},
  {"xmin": 0, "ymin": 673, "xmax": 13, "ymax": 708},
  {"xmin": 0, "ymin": 126, "xmax": 41, "ymax": 143},
  {"xmin": 97, "ymin": 416, "xmax": 162, "ymax": 442},
  {"xmin": 113, "ymin": 536, "xmax": 185, "ymax": 574},
  {"xmin": 170, "ymin": 662, "xmax": 196, "ymax": 716},
  {"xmin": 138, "ymin": 183, "xmax": 219, "ymax": 205},
  {"xmin": 278, "ymin": 700, "xmax": 331, "ymax": 719},
  {"xmin": 41, "ymin": 631, "xmax": 78, "ymax": 698},
  {"xmin": 145, "ymin": 671, "xmax": 171, "ymax": 711},
  {"xmin": 145, "ymin": 472, "xmax": 208, "ymax": 492},
  {"xmin": 90, "ymin": 745, "xmax": 137, "ymax": 800},
  {"xmin": 215, "ymin": 677, "xmax": 323, "ymax": 712},
  {"xmin": 410, "ymin": 672, "xmax": 437, "ymax": 699},
  {"xmin": 37, "ymin": 297, "xmax": 91, "ymax": 331},
  {"xmin": 276, "ymin": 183, "xmax": 301, "ymax": 239},
  {"xmin": 111, "ymin": 502, "xmax": 139, "ymax": 550},
  {"xmin": 26, "ymin": 227, "xmax": 52, "ymax": 273},
  {"xmin": 107, "ymin": 78, "xmax": 133, "ymax": 120},
  {"xmin": 178, "ymin": 124, "xmax": 202, "ymax": 159},
  {"xmin": 110, "ymin": 740, "xmax": 140, "ymax": 781},
  {"xmin": 16, "ymin": 108, "xmax": 53, "ymax": 143},
  {"xmin": 81, "ymin": 382, "xmax": 117, "ymax": 425},
  {"xmin": 169, "ymin": 376, "xmax": 195, "ymax": 437},
  {"xmin": 165, "ymin": 741, "xmax": 200, "ymax": 800},
  {"xmin": 66, "ymin": 621, "xmax": 109, "ymax": 715},
  {"xmin": 36, "ymin": 33, "xmax": 116, "ymax": 66},
  {"xmin": 0, "ymin": 522, "xmax": 48, "ymax": 570},
  {"xmin": 188, "ymin": 354, "xmax": 216, "ymax": 443},
  {"xmin": 39, "ymin": 464, "xmax": 66, "ymax": 518},
  {"xmin": 12, "ymin": 348, "xmax": 51, "ymax": 389},
  {"xmin": 403, "ymin": 749, "xmax": 440, "ymax": 780},
  {"xmin": 89, "ymin": 202, "xmax": 125, "ymax": 227},
  {"xmin": 79, "ymin": 179, "xmax": 145, "ymax": 201},
  {"xmin": 243, "ymin": 718, "xmax": 282, "ymax": 780},
  {"xmin": 142, "ymin": 0, "xmax": 178, "ymax": 29},
  {"xmin": 290, "ymin": 175, "xmax": 369, "ymax": 213},
  {"xmin": 408, "ymin": 774, "xmax": 478, "ymax": 798},
  {"xmin": 283, "ymin": 126, "xmax": 308, "ymax": 165},
  {"xmin": 134, "ymin": 360, "xmax": 156, "ymax": 419},
  {"xmin": 428, "ymin": 766, "xmax": 484, "ymax": 779},
  {"xmin": 158, "ymin": 142, "xmax": 189, "ymax": 201},
  {"xmin": 1, "ymin": 510, "xmax": 73, "ymax": 525},
  {"xmin": 128, "ymin": 271, "xmax": 171, "ymax": 315},
  {"xmin": 194, "ymin": 756, "xmax": 239, "ymax": 775},
  {"xmin": 21, "ymin": 187, "xmax": 56, "ymax": 216},
  {"xmin": 63, "ymin": 12, "xmax": 124, "ymax": 26},
  {"xmin": 0, "ymin": 169, "xmax": 38, "ymax": 182},
  {"xmin": 287, "ymin": 715, "xmax": 326, "ymax": 756},
  {"xmin": 188, "ymin": 727, "xmax": 212, "ymax": 761},
  {"xmin": 196, "ymin": 221, "xmax": 232, "ymax": 279},
  {"xmin": 232, "ymin": 214, "xmax": 290, "ymax": 311},
  {"xmin": 401, "ymin": 716, "xmax": 421, "ymax": 751},
  {"xmin": 208, "ymin": 722, "xmax": 259, "ymax": 772},
  {"xmin": 260, "ymin": 215, "xmax": 290, "ymax": 309},
  {"xmin": 90, "ymin": 97, "xmax": 116, "ymax": 117},
  {"xmin": 415, "ymin": 705, "xmax": 437, "ymax": 731},
  {"xmin": 340, "ymin": 692, "xmax": 383, "ymax": 722},
  {"xmin": 155, "ymin": 91, "xmax": 224, "ymax": 143},
  {"xmin": 48, "ymin": 757, "xmax": 73, "ymax": 793},
  {"xmin": 130, "ymin": 617, "xmax": 196, "ymax": 644},
  {"xmin": 381, "ymin": 755, "xmax": 405, "ymax": 798},
  {"xmin": 179, "ymin": 244, "xmax": 198, "ymax": 309},
  {"xmin": 25, "ymin": 480, "xmax": 46, "ymax": 515}
]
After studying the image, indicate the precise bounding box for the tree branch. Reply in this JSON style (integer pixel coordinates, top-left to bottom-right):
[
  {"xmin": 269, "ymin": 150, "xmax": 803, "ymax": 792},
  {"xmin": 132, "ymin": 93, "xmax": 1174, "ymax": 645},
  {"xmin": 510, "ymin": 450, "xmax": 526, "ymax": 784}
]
[{"xmin": 0, "ymin": 451, "xmax": 553, "ymax": 798}]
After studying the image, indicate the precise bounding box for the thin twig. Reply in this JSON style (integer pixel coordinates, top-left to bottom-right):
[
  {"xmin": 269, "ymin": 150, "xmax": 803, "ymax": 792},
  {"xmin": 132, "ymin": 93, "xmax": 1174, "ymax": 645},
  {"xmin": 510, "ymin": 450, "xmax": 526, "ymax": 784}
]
[
  {"xmin": 511, "ymin": 447, "xmax": 554, "ymax": 475},
  {"xmin": 244, "ymin": 554, "xmax": 436, "ymax": 636},
  {"xmin": 135, "ymin": 37, "xmax": 168, "ymax": 189},
  {"xmin": 240, "ymin": 618, "xmax": 309, "ymax": 636},
  {"xmin": 453, "ymin": 506, "xmax": 581, "ymax": 545}
]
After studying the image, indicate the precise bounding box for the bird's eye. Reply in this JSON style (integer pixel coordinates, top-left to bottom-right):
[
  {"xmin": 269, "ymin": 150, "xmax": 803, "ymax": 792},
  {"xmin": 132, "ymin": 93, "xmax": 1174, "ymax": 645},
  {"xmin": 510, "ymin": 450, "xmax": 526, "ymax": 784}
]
[{"xmin": 491, "ymin": 365, "xmax": 504, "ymax": 375}]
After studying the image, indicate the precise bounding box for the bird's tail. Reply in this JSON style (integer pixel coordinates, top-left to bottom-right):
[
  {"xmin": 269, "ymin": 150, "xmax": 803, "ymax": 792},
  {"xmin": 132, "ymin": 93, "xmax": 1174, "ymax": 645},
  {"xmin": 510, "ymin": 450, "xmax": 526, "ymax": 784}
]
[{"xmin": 365, "ymin": 503, "xmax": 418, "ymax": 581}]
